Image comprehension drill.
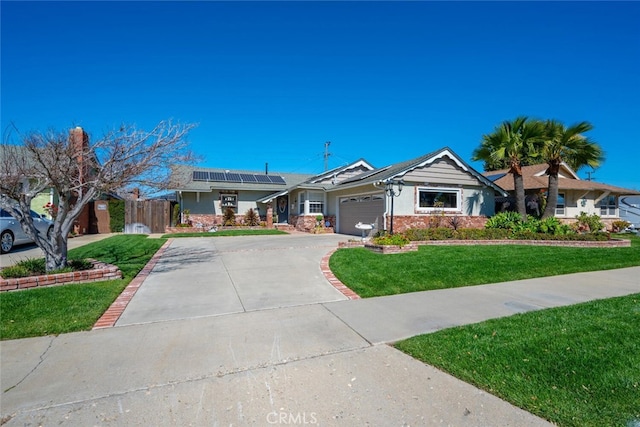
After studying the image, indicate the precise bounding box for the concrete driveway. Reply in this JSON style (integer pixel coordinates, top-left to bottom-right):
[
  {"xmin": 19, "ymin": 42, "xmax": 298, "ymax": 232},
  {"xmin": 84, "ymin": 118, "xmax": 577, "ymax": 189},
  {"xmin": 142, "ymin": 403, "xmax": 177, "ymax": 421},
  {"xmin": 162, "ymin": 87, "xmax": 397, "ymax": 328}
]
[
  {"xmin": 116, "ymin": 234, "xmax": 350, "ymax": 325},
  {"xmin": 7, "ymin": 233, "xmax": 634, "ymax": 425}
]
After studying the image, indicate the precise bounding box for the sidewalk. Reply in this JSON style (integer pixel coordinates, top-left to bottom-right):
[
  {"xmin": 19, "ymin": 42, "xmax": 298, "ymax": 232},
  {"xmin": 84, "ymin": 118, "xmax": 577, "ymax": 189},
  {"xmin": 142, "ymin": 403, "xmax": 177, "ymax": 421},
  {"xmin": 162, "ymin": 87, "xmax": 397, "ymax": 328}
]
[
  {"xmin": 0, "ymin": 233, "xmax": 117, "ymax": 268},
  {"xmin": 1, "ymin": 234, "xmax": 638, "ymax": 426}
]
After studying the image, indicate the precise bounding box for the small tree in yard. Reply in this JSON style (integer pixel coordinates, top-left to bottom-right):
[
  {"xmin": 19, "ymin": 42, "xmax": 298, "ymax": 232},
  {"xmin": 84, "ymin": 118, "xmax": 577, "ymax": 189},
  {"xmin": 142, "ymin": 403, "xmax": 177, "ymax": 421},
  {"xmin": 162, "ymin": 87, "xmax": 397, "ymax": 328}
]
[
  {"xmin": 0, "ymin": 120, "xmax": 196, "ymax": 271},
  {"xmin": 244, "ymin": 208, "xmax": 260, "ymax": 226}
]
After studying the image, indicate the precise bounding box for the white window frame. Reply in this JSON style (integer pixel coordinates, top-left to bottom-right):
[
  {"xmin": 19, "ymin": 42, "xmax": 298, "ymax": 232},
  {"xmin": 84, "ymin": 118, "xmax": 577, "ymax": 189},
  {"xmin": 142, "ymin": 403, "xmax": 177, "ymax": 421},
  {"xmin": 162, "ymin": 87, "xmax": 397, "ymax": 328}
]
[
  {"xmin": 555, "ymin": 192, "xmax": 565, "ymax": 216},
  {"xmin": 599, "ymin": 195, "xmax": 616, "ymax": 217},
  {"xmin": 416, "ymin": 187, "xmax": 462, "ymax": 212},
  {"xmin": 298, "ymin": 190, "xmax": 325, "ymax": 215}
]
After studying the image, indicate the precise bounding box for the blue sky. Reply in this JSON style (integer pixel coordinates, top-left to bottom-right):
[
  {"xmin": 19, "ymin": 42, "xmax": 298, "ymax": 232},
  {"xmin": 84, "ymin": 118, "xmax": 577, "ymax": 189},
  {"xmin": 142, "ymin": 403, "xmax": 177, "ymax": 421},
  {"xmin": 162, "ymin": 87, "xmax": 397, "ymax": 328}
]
[{"xmin": 2, "ymin": 1, "xmax": 639, "ymax": 190}]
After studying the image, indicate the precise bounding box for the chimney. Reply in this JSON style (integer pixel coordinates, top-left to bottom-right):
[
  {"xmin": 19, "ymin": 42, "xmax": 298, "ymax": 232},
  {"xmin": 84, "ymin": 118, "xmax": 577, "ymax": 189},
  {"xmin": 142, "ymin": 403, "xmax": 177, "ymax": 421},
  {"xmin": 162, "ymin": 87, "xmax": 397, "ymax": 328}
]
[{"xmin": 69, "ymin": 127, "xmax": 89, "ymax": 183}]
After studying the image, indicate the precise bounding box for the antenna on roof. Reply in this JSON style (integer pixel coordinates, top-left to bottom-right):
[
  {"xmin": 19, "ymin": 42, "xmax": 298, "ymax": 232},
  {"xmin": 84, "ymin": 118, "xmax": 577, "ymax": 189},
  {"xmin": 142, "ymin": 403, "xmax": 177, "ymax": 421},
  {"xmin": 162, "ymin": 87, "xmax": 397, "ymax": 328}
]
[
  {"xmin": 265, "ymin": 162, "xmax": 268, "ymax": 175},
  {"xmin": 324, "ymin": 141, "xmax": 331, "ymax": 171}
]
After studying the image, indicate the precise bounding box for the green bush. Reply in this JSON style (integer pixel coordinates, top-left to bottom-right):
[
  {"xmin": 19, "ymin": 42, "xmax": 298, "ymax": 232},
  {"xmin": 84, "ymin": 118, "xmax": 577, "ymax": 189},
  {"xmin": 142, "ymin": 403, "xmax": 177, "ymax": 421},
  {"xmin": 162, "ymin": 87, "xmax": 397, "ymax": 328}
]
[
  {"xmin": 108, "ymin": 200, "xmax": 125, "ymax": 233},
  {"xmin": 484, "ymin": 211, "xmax": 523, "ymax": 230},
  {"xmin": 372, "ymin": 233, "xmax": 410, "ymax": 247},
  {"xmin": 0, "ymin": 257, "xmax": 93, "ymax": 278},
  {"xmin": 172, "ymin": 203, "xmax": 180, "ymax": 226},
  {"xmin": 574, "ymin": 212, "xmax": 605, "ymax": 233},
  {"xmin": 612, "ymin": 220, "xmax": 630, "ymax": 232},
  {"xmin": 405, "ymin": 227, "xmax": 455, "ymax": 241}
]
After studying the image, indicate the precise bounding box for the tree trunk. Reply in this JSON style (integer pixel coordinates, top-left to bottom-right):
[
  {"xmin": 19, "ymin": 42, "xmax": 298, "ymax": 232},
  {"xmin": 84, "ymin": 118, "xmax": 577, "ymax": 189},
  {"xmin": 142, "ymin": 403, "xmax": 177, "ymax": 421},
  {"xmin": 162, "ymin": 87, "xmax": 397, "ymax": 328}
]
[
  {"xmin": 513, "ymin": 172, "xmax": 527, "ymax": 221},
  {"xmin": 542, "ymin": 167, "xmax": 560, "ymax": 219},
  {"xmin": 44, "ymin": 229, "xmax": 69, "ymax": 271}
]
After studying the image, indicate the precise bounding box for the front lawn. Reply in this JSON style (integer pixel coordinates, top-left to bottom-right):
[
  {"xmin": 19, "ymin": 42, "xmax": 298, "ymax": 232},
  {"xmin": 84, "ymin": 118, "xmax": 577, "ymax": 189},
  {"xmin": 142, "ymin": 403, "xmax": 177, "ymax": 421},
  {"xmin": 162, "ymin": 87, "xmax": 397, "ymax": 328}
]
[
  {"xmin": 329, "ymin": 234, "xmax": 640, "ymax": 298},
  {"xmin": 0, "ymin": 235, "xmax": 166, "ymax": 340},
  {"xmin": 395, "ymin": 293, "xmax": 640, "ymax": 427}
]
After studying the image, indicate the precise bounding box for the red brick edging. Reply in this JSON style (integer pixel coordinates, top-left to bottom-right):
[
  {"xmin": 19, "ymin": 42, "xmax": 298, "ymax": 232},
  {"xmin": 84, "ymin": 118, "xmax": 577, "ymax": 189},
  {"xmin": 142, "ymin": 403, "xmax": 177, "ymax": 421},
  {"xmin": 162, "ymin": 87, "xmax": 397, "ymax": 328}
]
[
  {"xmin": 320, "ymin": 249, "xmax": 360, "ymax": 300},
  {"xmin": 1, "ymin": 260, "xmax": 122, "ymax": 292},
  {"xmin": 93, "ymin": 239, "xmax": 173, "ymax": 329}
]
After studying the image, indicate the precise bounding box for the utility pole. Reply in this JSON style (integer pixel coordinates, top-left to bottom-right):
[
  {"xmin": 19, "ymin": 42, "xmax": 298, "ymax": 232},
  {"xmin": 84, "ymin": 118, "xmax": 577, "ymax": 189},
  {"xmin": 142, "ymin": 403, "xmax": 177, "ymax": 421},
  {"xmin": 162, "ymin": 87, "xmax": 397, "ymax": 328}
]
[
  {"xmin": 324, "ymin": 141, "xmax": 331, "ymax": 171},
  {"xmin": 585, "ymin": 169, "xmax": 596, "ymax": 181}
]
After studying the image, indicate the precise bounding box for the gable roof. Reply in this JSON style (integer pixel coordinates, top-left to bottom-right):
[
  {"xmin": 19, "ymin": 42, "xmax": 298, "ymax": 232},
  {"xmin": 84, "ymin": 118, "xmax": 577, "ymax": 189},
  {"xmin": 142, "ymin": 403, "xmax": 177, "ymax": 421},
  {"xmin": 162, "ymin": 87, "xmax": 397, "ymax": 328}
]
[
  {"xmin": 485, "ymin": 163, "xmax": 640, "ymax": 195},
  {"xmin": 334, "ymin": 147, "xmax": 508, "ymax": 196}
]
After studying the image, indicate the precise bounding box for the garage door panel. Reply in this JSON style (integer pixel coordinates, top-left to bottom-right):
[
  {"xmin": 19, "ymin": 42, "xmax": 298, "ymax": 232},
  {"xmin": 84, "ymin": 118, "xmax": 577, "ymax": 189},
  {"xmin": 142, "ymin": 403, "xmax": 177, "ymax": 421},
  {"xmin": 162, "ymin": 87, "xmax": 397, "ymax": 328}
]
[{"xmin": 338, "ymin": 195, "xmax": 384, "ymax": 235}]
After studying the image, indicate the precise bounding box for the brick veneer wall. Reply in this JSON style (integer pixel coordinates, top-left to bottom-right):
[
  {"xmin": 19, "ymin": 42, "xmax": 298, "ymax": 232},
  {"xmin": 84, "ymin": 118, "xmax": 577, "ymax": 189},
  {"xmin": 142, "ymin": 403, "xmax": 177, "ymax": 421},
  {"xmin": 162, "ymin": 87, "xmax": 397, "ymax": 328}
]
[
  {"xmin": 291, "ymin": 215, "xmax": 336, "ymax": 232},
  {"xmin": 1, "ymin": 260, "xmax": 122, "ymax": 292},
  {"xmin": 387, "ymin": 215, "xmax": 487, "ymax": 233}
]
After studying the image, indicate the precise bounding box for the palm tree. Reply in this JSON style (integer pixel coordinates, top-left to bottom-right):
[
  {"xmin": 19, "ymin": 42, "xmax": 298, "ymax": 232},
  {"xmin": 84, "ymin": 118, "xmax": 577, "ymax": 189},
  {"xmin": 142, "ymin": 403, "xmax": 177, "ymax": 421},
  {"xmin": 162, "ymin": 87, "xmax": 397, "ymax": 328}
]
[
  {"xmin": 473, "ymin": 117, "xmax": 544, "ymax": 220},
  {"xmin": 539, "ymin": 120, "xmax": 604, "ymax": 219}
]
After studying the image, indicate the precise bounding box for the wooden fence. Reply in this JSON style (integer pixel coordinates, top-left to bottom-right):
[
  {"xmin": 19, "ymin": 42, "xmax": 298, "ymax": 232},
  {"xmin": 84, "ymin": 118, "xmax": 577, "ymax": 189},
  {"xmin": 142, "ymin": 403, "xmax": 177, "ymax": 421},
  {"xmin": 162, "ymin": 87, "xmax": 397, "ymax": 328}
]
[{"xmin": 124, "ymin": 200, "xmax": 171, "ymax": 234}]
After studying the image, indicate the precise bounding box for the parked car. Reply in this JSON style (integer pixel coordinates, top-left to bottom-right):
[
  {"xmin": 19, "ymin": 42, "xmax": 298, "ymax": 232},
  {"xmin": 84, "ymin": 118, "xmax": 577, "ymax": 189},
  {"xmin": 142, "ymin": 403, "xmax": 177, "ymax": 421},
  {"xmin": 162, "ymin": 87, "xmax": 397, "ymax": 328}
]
[{"xmin": 0, "ymin": 209, "xmax": 54, "ymax": 254}]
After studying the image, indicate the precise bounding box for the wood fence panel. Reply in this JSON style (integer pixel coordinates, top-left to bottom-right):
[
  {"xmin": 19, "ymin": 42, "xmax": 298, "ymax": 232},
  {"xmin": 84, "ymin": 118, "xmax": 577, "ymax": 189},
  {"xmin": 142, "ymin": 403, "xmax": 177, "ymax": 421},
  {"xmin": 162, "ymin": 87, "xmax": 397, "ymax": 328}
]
[{"xmin": 124, "ymin": 200, "xmax": 170, "ymax": 234}]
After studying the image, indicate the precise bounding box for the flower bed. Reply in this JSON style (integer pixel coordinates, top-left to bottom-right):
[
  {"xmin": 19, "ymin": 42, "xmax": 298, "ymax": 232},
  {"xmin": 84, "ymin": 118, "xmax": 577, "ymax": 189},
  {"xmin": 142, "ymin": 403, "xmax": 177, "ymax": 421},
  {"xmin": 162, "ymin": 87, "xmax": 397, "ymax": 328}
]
[{"xmin": 0, "ymin": 260, "xmax": 122, "ymax": 292}]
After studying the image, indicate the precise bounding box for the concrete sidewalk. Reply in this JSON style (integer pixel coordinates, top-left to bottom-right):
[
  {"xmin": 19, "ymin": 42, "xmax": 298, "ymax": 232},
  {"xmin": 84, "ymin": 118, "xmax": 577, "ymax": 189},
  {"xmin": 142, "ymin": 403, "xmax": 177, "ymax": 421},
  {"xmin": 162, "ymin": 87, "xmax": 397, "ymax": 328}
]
[
  {"xmin": 0, "ymin": 233, "xmax": 117, "ymax": 268},
  {"xmin": 1, "ymin": 234, "xmax": 638, "ymax": 426}
]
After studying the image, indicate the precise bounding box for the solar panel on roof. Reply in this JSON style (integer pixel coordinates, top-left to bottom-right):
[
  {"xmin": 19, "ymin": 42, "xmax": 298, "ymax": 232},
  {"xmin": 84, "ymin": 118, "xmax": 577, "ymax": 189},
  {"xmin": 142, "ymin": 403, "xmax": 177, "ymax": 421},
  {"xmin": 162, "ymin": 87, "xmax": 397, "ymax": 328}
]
[
  {"xmin": 225, "ymin": 173, "xmax": 242, "ymax": 182},
  {"xmin": 487, "ymin": 173, "xmax": 507, "ymax": 182},
  {"xmin": 240, "ymin": 173, "xmax": 257, "ymax": 182},
  {"xmin": 210, "ymin": 172, "xmax": 226, "ymax": 182},
  {"xmin": 193, "ymin": 171, "xmax": 209, "ymax": 181},
  {"xmin": 268, "ymin": 175, "xmax": 286, "ymax": 184},
  {"xmin": 254, "ymin": 175, "xmax": 271, "ymax": 183}
]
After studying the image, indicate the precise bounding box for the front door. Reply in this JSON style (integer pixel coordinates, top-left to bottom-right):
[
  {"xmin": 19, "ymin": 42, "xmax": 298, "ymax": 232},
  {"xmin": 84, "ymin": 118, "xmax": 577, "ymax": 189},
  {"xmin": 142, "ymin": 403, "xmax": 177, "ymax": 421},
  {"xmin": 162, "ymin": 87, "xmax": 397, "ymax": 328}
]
[{"xmin": 276, "ymin": 196, "xmax": 289, "ymax": 223}]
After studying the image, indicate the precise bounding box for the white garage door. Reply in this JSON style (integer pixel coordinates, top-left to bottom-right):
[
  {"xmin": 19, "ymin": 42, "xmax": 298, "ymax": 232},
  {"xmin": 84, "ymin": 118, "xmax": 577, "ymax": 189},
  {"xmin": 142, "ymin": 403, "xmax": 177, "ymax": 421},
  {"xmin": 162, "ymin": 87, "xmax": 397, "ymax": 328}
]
[{"xmin": 338, "ymin": 193, "xmax": 385, "ymax": 235}]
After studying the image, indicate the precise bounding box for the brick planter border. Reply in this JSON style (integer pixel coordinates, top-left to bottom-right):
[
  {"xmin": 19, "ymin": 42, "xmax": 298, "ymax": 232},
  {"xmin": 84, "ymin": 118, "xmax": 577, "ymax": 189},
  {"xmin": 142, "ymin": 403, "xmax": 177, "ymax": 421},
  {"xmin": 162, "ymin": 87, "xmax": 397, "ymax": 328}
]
[
  {"xmin": 338, "ymin": 238, "xmax": 630, "ymax": 254},
  {"xmin": 1, "ymin": 260, "xmax": 122, "ymax": 292}
]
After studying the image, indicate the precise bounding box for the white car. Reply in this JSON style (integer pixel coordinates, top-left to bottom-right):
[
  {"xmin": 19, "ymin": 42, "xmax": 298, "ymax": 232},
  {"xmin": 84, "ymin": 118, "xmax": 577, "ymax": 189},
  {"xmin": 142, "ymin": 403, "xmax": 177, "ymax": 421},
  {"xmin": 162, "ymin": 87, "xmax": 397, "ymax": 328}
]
[{"xmin": 0, "ymin": 209, "xmax": 54, "ymax": 254}]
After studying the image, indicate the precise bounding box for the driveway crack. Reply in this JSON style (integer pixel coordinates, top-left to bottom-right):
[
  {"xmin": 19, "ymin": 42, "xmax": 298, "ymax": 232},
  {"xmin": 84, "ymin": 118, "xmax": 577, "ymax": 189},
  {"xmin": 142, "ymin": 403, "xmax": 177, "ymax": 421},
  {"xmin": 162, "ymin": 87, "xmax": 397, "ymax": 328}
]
[{"xmin": 3, "ymin": 336, "xmax": 56, "ymax": 393}]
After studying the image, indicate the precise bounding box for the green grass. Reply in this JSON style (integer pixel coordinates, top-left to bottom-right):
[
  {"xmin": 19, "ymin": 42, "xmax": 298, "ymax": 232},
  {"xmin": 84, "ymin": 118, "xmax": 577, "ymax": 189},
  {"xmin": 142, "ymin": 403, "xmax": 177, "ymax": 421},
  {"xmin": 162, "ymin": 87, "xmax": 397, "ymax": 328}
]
[
  {"xmin": 0, "ymin": 235, "xmax": 166, "ymax": 340},
  {"xmin": 395, "ymin": 293, "xmax": 640, "ymax": 427},
  {"xmin": 329, "ymin": 234, "xmax": 640, "ymax": 298},
  {"xmin": 162, "ymin": 229, "xmax": 287, "ymax": 238}
]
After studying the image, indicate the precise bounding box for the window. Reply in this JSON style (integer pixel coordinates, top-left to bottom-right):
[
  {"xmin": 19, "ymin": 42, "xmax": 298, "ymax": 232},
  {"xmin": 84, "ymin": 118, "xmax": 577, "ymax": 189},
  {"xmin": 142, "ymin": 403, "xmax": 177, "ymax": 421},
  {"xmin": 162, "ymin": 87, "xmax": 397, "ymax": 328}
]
[
  {"xmin": 555, "ymin": 193, "xmax": 565, "ymax": 216},
  {"xmin": 600, "ymin": 195, "xmax": 616, "ymax": 216},
  {"xmin": 298, "ymin": 191, "xmax": 324, "ymax": 215},
  {"xmin": 308, "ymin": 192, "xmax": 324, "ymax": 214},
  {"xmin": 417, "ymin": 188, "xmax": 461, "ymax": 212},
  {"xmin": 220, "ymin": 194, "xmax": 238, "ymax": 212}
]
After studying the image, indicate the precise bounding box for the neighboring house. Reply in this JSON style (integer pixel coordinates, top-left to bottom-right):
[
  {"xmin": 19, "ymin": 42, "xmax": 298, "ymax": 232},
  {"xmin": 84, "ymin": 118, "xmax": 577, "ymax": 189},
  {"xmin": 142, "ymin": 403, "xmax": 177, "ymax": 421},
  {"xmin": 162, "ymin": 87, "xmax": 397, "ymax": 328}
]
[
  {"xmin": 0, "ymin": 127, "xmax": 114, "ymax": 234},
  {"xmin": 485, "ymin": 163, "xmax": 640, "ymax": 228},
  {"xmin": 619, "ymin": 195, "xmax": 640, "ymax": 229},
  {"xmin": 170, "ymin": 147, "xmax": 507, "ymax": 235}
]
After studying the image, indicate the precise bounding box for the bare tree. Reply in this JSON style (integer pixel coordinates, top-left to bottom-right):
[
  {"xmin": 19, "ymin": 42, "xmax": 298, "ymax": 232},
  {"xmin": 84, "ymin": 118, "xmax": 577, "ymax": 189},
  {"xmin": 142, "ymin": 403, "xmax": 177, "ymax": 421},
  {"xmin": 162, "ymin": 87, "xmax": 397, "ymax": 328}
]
[{"xmin": 0, "ymin": 120, "xmax": 196, "ymax": 271}]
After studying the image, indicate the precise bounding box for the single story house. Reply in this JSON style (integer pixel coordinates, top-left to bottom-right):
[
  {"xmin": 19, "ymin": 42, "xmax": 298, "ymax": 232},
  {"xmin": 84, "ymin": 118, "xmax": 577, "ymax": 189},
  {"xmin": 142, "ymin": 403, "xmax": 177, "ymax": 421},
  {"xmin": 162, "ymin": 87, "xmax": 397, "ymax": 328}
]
[
  {"xmin": 485, "ymin": 163, "xmax": 640, "ymax": 228},
  {"xmin": 170, "ymin": 147, "xmax": 507, "ymax": 235}
]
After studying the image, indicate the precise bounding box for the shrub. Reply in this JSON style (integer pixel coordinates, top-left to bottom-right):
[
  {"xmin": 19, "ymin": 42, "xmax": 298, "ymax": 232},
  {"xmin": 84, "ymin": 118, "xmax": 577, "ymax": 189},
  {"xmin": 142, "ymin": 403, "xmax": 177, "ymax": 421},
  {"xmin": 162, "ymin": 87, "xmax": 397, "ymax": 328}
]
[
  {"xmin": 223, "ymin": 208, "xmax": 236, "ymax": 226},
  {"xmin": 108, "ymin": 199, "xmax": 125, "ymax": 232},
  {"xmin": 244, "ymin": 208, "xmax": 260, "ymax": 226},
  {"xmin": 612, "ymin": 220, "xmax": 631, "ymax": 232},
  {"xmin": 485, "ymin": 211, "xmax": 523, "ymax": 230},
  {"xmin": 0, "ymin": 257, "xmax": 93, "ymax": 278},
  {"xmin": 372, "ymin": 233, "xmax": 410, "ymax": 247},
  {"xmin": 172, "ymin": 203, "xmax": 180, "ymax": 227},
  {"xmin": 574, "ymin": 212, "xmax": 605, "ymax": 233}
]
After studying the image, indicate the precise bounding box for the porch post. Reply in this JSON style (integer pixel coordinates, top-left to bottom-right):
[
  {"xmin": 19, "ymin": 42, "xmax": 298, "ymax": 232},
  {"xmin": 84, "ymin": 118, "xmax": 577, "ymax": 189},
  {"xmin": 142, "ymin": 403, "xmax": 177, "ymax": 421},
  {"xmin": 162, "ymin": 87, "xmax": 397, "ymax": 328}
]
[{"xmin": 266, "ymin": 203, "xmax": 274, "ymax": 228}]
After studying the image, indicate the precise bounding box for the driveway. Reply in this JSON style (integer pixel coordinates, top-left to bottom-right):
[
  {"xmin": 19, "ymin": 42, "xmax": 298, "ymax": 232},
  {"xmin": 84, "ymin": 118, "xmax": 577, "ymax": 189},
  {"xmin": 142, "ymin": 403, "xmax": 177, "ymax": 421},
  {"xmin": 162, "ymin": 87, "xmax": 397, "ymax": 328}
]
[
  {"xmin": 8, "ymin": 233, "xmax": 631, "ymax": 425},
  {"xmin": 116, "ymin": 234, "xmax": 350, "ymax": 325}
]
